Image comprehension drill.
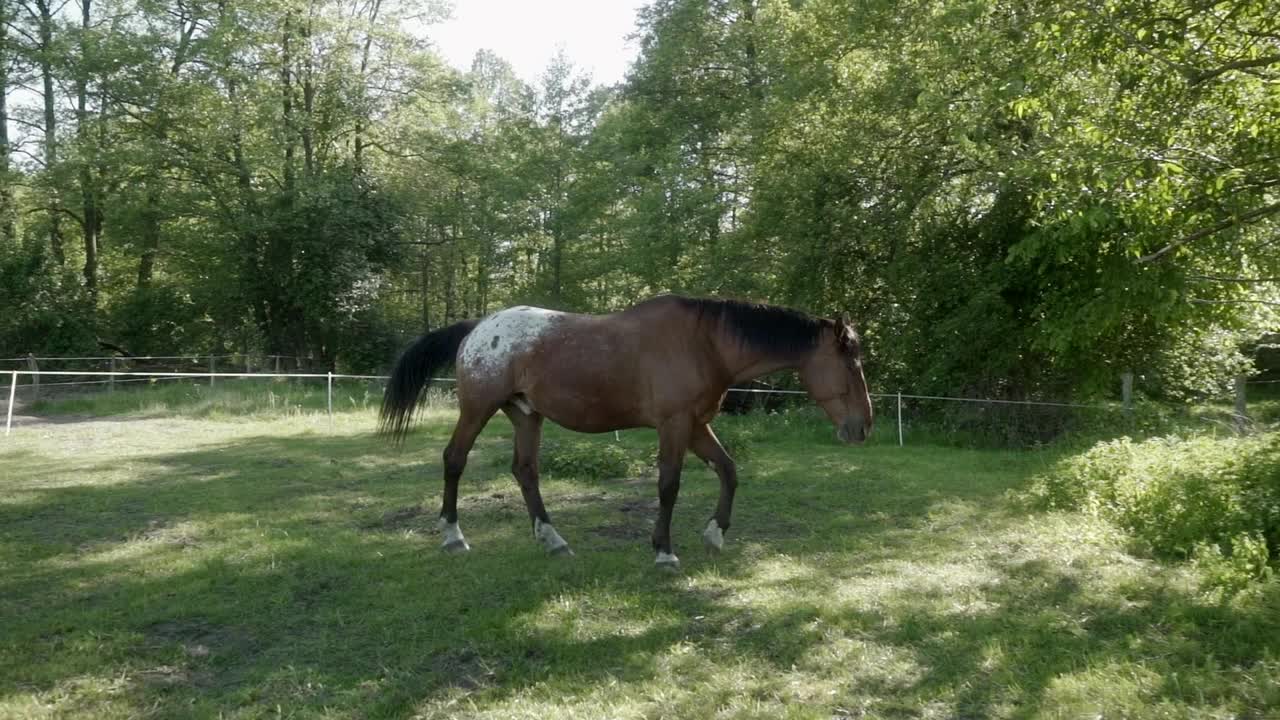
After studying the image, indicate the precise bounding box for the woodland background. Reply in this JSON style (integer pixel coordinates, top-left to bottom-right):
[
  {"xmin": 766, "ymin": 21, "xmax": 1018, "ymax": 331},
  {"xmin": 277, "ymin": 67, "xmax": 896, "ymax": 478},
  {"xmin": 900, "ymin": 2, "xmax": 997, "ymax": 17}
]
[{"xmin": 1, "ymin": 0, "xmax": 1277, "ymax": 401}]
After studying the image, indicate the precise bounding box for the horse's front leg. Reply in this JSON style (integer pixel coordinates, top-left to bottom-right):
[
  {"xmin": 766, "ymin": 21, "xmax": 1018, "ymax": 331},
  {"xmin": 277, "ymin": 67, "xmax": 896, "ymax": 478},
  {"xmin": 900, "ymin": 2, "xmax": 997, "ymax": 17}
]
[
  {"xmin": 652, "ymin": 418, "xmax": 691, "ymax": 570},
  {"xmin": 691, "ymin": 423, "xmax": 736, "ymax": 554}
]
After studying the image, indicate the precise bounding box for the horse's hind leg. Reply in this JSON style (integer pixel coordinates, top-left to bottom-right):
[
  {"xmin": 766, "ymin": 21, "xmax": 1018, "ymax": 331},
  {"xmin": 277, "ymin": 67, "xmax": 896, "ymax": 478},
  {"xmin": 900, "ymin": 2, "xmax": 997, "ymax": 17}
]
[
  {"xmin": 502, "ymin": 406, "xmax": 571, "ymax": 556},
  {"xmin": 438, "ymin": 405, "xmax": 496, "ymax": 553},
  {"xmin": 691, "ymin": 424, "xmax": 737, "ymax": 555}
]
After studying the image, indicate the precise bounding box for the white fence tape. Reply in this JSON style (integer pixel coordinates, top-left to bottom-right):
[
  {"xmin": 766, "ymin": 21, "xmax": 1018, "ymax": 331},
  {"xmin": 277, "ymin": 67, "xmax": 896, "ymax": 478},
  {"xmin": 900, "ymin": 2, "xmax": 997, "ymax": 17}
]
[{"xmin": 4, "ymin": 368, "xmax": 1122, "ymax": 442}]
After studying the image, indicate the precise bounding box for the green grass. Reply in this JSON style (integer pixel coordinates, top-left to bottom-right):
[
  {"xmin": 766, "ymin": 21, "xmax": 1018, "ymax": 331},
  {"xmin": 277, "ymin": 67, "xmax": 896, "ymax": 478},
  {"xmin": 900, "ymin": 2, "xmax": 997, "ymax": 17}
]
[
  {"xmin": 3, "ymin": 387, "xmax": 1279, "ymax": 719},
  {"xmin": 26, "ymin": 377, "xmax": 391, "ymax": 419}
]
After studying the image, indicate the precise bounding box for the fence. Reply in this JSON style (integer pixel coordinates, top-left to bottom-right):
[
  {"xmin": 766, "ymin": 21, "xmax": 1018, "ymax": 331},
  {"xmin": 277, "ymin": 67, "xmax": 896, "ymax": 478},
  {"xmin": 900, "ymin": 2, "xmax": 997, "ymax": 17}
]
[
  {"xmin": 0, "ymin": 353, "xmax": 319, "ymax": 397},
  {"xmin": 3, "ymin": 363, "xmax": 1262, "ymax": 444}
]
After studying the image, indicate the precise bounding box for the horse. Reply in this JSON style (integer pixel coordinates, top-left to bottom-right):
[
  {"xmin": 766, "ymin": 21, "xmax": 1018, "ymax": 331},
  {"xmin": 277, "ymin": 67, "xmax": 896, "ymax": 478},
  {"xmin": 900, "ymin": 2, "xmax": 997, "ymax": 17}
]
[{"xmin": 379, "ymin": 294, "xmax": 873, "ymax": 570}]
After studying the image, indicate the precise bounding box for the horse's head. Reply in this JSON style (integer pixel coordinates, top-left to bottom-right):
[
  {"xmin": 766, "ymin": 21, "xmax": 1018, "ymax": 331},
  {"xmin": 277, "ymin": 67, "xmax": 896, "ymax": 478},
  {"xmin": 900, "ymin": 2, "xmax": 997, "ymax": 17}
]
[{"xmin": 800, "ymin": 315, "xmax": 873, "ymax": 445}]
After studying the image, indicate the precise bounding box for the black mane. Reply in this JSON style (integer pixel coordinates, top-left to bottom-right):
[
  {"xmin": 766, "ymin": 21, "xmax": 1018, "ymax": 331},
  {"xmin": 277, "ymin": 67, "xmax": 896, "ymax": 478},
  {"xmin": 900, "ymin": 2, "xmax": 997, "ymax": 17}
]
[{"xmin": 673, "ymin": 296, "xmax": 830, "ymax": 357}]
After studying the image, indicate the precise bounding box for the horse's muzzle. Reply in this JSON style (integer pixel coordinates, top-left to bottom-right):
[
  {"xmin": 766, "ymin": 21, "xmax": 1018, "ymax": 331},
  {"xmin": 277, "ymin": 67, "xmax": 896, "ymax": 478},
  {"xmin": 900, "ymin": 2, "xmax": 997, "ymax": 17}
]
[{"xmin": 837, "ymin": 419, "xmax": 868, "ymax": 445}]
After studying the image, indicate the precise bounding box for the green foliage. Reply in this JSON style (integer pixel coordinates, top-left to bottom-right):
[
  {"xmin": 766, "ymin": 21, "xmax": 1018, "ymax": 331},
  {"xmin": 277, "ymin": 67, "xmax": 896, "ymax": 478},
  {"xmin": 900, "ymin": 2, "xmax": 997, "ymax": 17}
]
[
  {"xmin": 105, "ymin": 283, "xmax": 205, "ymax": 357},
  {"xmin": 1193, "ymin": 533, "xmax": 1274, "ymax": 598},
  {"xmin": 538, "ymin": 438, "xmax": 652, "ymax": 479},
  {"xmin": 332, "ymin": 307, "xmax": 401, "ymax": 375},
  {"xmin": 3, "ymin": 0, "xmax": 1276, "ymax": 402},
  {"xmin": 244, "ymin": 167, "xmax": 405, "ymax": 364},
  {"xmin": 1031, "ymin": 433, "xmax": 1280, "ymax": 584},
  {"xmin": 0, "ymin": 239, "xmax": 96, "ymax": 355}
]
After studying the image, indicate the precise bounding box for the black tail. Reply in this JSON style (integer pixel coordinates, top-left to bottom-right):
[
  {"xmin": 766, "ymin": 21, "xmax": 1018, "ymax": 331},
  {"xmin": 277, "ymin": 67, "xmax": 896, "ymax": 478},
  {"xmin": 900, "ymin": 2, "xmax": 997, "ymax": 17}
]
[{"xmin": 379, "ymin": 319, "xmax": 479, "ymax": 443}]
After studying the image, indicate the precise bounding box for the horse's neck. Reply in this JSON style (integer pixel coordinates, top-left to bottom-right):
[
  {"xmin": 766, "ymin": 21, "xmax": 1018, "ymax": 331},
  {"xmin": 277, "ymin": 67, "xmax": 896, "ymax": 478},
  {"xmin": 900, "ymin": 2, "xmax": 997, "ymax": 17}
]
[{"xmin": 714, "ymin": 335, "xmax": 807, "ymax": 385}]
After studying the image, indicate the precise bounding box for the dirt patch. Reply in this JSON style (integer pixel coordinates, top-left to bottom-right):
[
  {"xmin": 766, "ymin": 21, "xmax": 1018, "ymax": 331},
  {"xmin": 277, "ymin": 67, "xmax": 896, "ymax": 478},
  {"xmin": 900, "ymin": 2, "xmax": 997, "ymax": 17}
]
[
  {"xmin": 590, "ymin": 522, "xmax": 650, "ymax": 541},
  {"xmin": 138, "ymin": 618, "xmax": 255, "ymax": 690},
  {"xmin": 617, "ymin": 498, "xmax": 658, "ymax": 514},
  {"xmin": 431, "ymin": 647, "xmax": 501, "ymax": 691},
  {"xmin": 607, "ymin": 475, "xmax": 655, "ymax": 488},
  {"xmin": 133, "ymin": 664, "xmax": 216, "ymax": 689},
  {"xmin": 361, "ymin": 504, "xmax": 428, "ymax": 530},
  {"xmin": 135, "ymin": 518, "xmax": 200, "ymax": 549},
  {"xmin": 590, "ymin": 498, "xmax": 658, "ymax": 541}
]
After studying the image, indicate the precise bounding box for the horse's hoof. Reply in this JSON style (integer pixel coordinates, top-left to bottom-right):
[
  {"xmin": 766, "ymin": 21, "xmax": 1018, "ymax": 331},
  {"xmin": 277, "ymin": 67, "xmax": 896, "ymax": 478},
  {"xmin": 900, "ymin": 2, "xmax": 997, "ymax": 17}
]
[
  {"xmin": 442, "ymin": 539, "xmax": 471, "ymax": 554},
  {"xmin": 550, "ymin": 545, "xmax": 575, "ymax": 557},
  {"xmin": 702, "ymin": 520, "xmax": 724, "ymax": 555},
  {"xmin": 654, "ymin": 552, "xmax": 681, "ymax": 572}
]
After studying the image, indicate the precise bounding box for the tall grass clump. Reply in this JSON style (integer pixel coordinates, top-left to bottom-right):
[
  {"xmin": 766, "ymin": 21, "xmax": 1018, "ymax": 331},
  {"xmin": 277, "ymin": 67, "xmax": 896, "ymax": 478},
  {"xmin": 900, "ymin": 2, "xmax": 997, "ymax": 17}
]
[
  {"xmin": 1030, "ymin": 432, "xmax": 1280, "ymax": 590},
  {"xmin": 539, "ymin": 438, "xmax": 652, "ymax": 478}
]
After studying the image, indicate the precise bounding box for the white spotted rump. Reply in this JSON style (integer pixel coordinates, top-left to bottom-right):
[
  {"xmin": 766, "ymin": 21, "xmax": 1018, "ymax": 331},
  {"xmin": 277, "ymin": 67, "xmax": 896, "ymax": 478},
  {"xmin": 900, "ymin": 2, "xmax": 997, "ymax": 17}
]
[{"xmin": 460, "ymin": 306, "xmax": 563, "ymax": 381}]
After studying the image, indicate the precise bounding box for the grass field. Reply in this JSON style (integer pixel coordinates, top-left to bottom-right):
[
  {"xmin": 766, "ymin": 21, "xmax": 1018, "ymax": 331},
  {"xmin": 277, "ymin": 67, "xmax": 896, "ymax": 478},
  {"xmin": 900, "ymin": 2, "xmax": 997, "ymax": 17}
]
[{"xmin": 3, "ymin": 384, "xmax": 1278, "ymax": 719}]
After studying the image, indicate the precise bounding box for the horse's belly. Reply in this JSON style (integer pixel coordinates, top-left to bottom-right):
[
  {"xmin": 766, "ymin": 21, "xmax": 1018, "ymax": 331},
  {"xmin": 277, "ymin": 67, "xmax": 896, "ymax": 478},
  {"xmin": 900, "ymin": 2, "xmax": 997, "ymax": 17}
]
[{"xmin": 526, "ymin": 391, "xmax": 647, "ymax": 433}]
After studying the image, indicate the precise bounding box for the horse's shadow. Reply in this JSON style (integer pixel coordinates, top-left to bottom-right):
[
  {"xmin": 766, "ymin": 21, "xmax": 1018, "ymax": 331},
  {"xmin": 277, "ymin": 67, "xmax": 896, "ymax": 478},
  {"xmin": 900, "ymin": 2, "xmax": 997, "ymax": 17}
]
[{"xmin": 5, "ymin": 428, "xmax": 1278, "ymax": 718}]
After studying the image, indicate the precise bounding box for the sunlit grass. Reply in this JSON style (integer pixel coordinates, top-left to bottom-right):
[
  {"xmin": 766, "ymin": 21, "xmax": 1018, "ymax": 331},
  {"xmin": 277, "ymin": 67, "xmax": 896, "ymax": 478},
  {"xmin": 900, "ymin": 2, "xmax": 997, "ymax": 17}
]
[{"xmin": 2, "ymin": 388, "xmax": 1278, "ymax": 719}]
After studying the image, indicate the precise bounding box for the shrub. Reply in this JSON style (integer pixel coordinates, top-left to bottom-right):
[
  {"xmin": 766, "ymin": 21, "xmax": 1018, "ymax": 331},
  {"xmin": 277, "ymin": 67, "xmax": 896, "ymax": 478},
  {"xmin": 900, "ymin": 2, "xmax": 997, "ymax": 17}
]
[
  {"xmin": 539, "ymin": 439, "xmax": 651, "ymax": 479},
  {"xmin": 1193, "ymin": 533, "xmax": 1273, "ymax": 597},
  {"xmin": 1030, "ymin": 433, "xmax": 1280, "ymax": 583}
]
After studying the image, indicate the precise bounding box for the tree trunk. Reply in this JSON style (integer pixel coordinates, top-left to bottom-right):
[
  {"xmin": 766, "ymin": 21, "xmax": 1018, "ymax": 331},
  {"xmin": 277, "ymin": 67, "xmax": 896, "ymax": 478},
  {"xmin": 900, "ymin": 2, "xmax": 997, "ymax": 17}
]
[
  {"xmin": 442, "ymin": 225, "xmax": 457, "ymax": 323},
  {"xmin": 135, "ymin": 6, "xmax": 197, "ymax": 285},
  {"xmin": 353, "ymin": 0, "xmax": 383, "ymax": 172},
  {"xmin": 420, "ymin": 244, "xmax": 431, "ymax": 330},
  {"xmin": 136, "ymin": 178, "xmax": 161, "ymax": 286},
  {"xmin": 0, "ymin": 2, "xmax": 15, "ymax": 243},
  {"xmin": 36, "ymin": 0, "xmax": 63, "ymax": 263},
  {"xmin": 77, "ymin": 0, "xmax": 99, "ymax": 299},
  {"xmin": 281, "ymin": 10, "xmax": 296, "ymax": 194},
  {"xmin": 301, "ymin": 3, "xmax": 315, "ymax": 178},
  {"xmin": 551, "ymin": 163, "xmax": 564, "ymax": 303}
]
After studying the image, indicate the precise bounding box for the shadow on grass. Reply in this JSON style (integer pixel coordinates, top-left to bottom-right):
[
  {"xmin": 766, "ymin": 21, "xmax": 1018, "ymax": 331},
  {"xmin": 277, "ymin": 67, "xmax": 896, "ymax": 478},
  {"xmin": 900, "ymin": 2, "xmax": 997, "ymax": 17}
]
[{"xmin": 2, "ymin": 425, "xmax": 1278, "ymax": 718}]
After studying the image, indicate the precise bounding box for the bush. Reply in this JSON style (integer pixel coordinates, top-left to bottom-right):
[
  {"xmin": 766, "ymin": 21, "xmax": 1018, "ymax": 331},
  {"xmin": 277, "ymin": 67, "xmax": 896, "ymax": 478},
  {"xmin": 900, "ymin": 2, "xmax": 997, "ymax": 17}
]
[
  {"xmin": 1193, "ymin": 533, "xmax": 1273, "ymax": 597},
  {"xmin": 1030, "ymin": 433, "xmax": 1280, "ymax": 582},
  {"xmin": 106, "ymin": 283, "xmax": 206, "ymax": 356},
  {"xmin": 539, "ymin": 438, "xmax": 651, "ymax": 479},
  {"xmin": 0, "ymin": 240, "xmax": 96, "ymax": 355}
]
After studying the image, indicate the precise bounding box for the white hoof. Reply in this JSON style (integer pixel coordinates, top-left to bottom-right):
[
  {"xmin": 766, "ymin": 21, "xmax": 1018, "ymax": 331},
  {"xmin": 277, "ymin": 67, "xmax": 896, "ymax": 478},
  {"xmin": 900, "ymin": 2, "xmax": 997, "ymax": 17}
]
[
  {"xmin": 534, "ymin": 519, "xmax": 572, "ymax": 556},
  {"xmin": 702, "ymin": 519, "xmax": 724, "ymax": 555},
  {"xmin": 655, "ymin": 551, "xmax": 681, "ymax": 572},
  {"xmin": 440, "ymin": 519, "xmax": 470, "ymax": 553}
]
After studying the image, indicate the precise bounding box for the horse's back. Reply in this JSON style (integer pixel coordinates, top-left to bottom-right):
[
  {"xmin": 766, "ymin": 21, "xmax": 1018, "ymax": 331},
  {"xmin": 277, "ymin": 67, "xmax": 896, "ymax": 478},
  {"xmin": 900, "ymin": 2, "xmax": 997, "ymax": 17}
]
[
  {"xmin": 458, "ymin": 305, "xmax": 569, "ymax": 383},
  {"xmin": 455, "ymin": 301, "xmax": 714, "ymax": 431}
]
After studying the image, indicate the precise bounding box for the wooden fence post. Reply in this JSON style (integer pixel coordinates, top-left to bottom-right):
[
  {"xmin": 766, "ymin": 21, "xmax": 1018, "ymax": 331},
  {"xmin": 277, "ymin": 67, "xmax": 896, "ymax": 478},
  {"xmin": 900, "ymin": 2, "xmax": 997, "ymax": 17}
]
[
  {"xmin": 109, "ymin": 357, "xmax": 116, "ymax": 394},
  {"xmin": 26, "ymin": 353, "xmax": 38, "ymax": 402},
  {"xmin": 1122, "ymin": 371, "xmax": 1134, "ymax": 412},
  {"xmin": 209, "ymin": 354, "xmax": 216, "ymax": 388}
]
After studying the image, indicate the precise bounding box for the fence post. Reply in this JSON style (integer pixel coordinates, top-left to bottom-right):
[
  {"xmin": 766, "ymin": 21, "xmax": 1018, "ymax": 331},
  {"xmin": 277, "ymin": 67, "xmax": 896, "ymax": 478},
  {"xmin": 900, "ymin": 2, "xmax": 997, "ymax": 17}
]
[
  {"xmin": 209, "ymin": 354, "xmax": 216, "ymax": 388},
  {"xmin": 1122, "ymin": 371, "xmax": 1133, "ymax": 412},
  {"xmin": 1234, "ymin": 375, "xmax": 1248, "ymax": 431},
  {"xmin": 5, "ymin": 370, "xmax": 16, "ymax": 436},
  {"xmin": 897, "ymin": 391, "xmax": 903, "ymax": 447},
  {"xmin": 327, "ymin": 371, "xmax": 333, "ymax": 424},
  {"xmin": 109, "ymin": 357, "xmax": 116, "ymax": 394},
  {"xmin": 26, "ymin": 353, "xmax": 38, "ymax": 402}
]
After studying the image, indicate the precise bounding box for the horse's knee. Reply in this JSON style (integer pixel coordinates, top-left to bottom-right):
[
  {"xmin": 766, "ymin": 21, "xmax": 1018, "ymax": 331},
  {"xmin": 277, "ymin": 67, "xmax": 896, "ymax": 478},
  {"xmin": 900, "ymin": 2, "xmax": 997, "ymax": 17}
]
[
  {"xmin": 511, "ymin": 457, "xmax": 537, "ymax": 480},
  {"xmin": 657, "ymin": 467, "xmax": 681, "ymax": 505},
  {"xmin": 719, "ymin": 458, "xmax": 738, "ymax": 490},
  {"xmin": 443, "ymin": 445, "xmax": 467, "ymax": 478}
]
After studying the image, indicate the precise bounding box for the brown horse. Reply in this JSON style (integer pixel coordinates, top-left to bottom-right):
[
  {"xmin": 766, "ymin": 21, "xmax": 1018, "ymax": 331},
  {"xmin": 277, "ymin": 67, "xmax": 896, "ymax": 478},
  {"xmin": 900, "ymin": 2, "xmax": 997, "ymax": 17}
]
[{"xmin": 380, "ymin": 294, "xmax": 872, "ymax": 569}]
